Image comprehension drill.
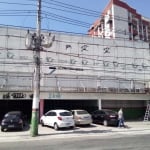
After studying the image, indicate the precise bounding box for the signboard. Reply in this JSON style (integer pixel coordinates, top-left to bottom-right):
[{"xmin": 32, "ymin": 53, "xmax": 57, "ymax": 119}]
[{"xmin": 2, "ymin": 92, "xmax": 26, "ymax": 99}]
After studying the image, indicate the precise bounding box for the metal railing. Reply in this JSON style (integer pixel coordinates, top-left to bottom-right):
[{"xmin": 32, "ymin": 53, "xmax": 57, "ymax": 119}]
[{"xmin": 0, "ymin": 85, "xmax": 148, "ymax": 94}]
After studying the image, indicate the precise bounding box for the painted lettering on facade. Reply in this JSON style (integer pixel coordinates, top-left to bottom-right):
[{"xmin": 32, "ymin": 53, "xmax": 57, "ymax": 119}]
[
  {"xmin": 3, "ymin": 92, "xmax": 26, "ymax": 99},
  {"xmin": 49, "ymin": 92, "xmax": 61, "ymax": 99}
]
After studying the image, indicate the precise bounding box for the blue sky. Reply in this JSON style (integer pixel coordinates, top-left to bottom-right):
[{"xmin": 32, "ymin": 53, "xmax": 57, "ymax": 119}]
[{"xmin": 0, "ymin": 0, "xmax": 150, "ymax": 34}]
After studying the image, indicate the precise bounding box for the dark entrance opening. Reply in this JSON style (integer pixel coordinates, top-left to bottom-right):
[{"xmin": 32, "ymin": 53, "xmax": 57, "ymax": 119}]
[
  {"xmin": 0, "ymin": 100, "xmax": 32, "ymax": 121},
  {"xmin": 44, "ymin": 99, "xmax": 98, "ymax": 113}
]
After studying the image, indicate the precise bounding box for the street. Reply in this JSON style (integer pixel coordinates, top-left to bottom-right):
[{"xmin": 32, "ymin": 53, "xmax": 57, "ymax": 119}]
[
  {"xmin": 0, "ymin": 134, "xmax": 150, "ymax": 150},
  {"xmin": 0, "ymin": 121, "xmax": 150, "ymax": 149}
]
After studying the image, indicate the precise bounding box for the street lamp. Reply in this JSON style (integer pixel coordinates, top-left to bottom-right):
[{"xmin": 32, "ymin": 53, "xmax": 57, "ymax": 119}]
[{"xmin": 49, "ymin": 67, "xmax": 56, "ymax": 75}]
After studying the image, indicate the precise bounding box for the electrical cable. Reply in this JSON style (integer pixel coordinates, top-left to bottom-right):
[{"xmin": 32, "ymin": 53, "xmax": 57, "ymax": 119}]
[{"xmin": 0, "ymin": 0, "xmax": 149, "ymax": 39}]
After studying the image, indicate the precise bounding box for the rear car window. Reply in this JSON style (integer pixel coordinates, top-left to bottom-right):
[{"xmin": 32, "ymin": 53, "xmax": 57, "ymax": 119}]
[
  {"xmin": 60, "ymin": 111, "xmax": 72, "ymax": 116},
  {"xmin": 4, "ymin": 114, "xmax": 19, "ymax": 120},
  {"xmin": 105, "ymin": 110, "xmax": 117, "ymax": 115},
  {"xmin": 77, "ymin": 110, "xmax": 88, "ymax": 115}
]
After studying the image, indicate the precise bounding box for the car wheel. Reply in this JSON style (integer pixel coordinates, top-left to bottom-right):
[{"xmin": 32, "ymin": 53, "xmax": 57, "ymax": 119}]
[
  {"xmin": 1, "ymin": 127, "xmax": 7, "ymax": 132},
  {"xmin": 19, "ymin": 124, "xmax": 23, "ymax": 131},
  {"xmin": 41, "ymin": 120, "xmax": 45, "ymax": 127},
  {"xmin": 86, "ymin": 124, "xmax": 91, "ymax": 126},
  {"xmin": 70, "ymin": 126, "xmax": 75, "ymax": 129},
  {"xmin": 54, "ymin": 123, "xmax": 59, "ymax": 130},
  {"xmin": 103, "ymin": 120, "xmax": 108, "ymax": 126}
]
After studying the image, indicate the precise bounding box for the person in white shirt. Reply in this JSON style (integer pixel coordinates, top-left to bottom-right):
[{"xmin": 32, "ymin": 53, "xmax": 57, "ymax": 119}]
[{"xmin": 118, "ymin": 108, "xmax": 124, "ymax": 127}]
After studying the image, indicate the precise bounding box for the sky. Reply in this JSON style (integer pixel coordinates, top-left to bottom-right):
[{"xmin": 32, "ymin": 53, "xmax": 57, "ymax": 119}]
[{"xmin": 0, "ymin": 0, "xmax": 150, "ymax": 34}]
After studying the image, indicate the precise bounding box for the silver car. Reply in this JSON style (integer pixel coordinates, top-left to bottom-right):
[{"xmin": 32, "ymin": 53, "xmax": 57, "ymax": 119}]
[{"xmin": 71, "ymin": 109, "xmax": 92, "ymax": 126}]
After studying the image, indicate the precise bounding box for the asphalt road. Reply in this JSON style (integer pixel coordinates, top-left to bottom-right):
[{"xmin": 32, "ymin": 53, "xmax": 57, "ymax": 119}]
[{"xmin": 0, "ymin": 134, "xmax": 150, "ymax": 150}]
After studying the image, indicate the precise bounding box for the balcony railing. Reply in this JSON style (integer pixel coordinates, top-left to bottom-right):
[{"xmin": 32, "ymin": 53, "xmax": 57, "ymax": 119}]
[{"xmin": 0, "ymin": 85, "xmax": 148, "ymax": 94}]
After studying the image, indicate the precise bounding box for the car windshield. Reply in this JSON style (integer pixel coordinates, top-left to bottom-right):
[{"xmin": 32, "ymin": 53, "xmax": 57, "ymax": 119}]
[
  {"xmin": 77, "ymin": 110, "xmax": 88, "ymax": 115},
  {"xmin": 60, "ymin": 111, "xmax": 72, "ymax": 116}
]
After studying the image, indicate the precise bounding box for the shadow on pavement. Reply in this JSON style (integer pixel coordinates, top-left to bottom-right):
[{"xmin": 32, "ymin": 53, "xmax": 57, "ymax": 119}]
[{"xmin": 38, "ymin": 124, "xmax": 113, "ymax": 137}]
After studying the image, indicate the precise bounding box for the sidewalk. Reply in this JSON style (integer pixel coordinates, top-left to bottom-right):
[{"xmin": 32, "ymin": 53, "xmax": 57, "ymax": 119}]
[{"xmin": 0, "ymin": 121, "xmax": 150, "ymax": 143}]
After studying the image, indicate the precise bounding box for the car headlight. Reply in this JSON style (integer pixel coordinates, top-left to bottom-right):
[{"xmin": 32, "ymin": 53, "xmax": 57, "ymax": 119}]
[{"xmin": 1, "ymin": 120, "xmax": 7, "ymax": 125}]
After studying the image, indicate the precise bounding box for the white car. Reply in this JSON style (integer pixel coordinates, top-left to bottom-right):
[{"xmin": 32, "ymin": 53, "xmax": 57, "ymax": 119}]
[
  {"xmin": 40, "ymin": 109, "xmax": 75, "ymax": 130},
  {"xmin": 71, "ymin": 109, "xmax": 92, "ymax": 125}
]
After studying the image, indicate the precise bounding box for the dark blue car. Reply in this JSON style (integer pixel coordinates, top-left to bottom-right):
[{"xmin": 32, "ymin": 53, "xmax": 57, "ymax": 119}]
[{"xmin": 1, "ymin": 111, "xmax": 25, "ymax": 132}]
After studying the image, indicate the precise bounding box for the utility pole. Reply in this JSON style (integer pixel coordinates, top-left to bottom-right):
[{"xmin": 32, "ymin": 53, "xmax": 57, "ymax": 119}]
[
  {"xmin": 30, "ymin": 0, "xmax": 41, "ymax": 137},
  {"xmin": 25, "ymin": 0, "xmax": 55, "ymax": 136}
]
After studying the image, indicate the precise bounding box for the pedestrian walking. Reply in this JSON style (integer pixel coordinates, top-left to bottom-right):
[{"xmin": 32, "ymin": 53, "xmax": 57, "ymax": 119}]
[{"xmin": 118, "ymin": 108, "xmax": 125, "ymax": 127}]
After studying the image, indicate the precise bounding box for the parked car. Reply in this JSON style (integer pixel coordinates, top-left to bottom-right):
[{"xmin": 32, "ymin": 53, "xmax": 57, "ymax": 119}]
[
  {"xmin": 1, "ymin": 111, "xmax": 25, "ymax": 132},
  {"xmin": 40, "ymin": 109, "xmax": 75, "ymax": 130},
  {"xmin": 71, "ymin": 109, "xmax": 92, "ymax": 126},
  {"xmin": 91, "ymin": 109, "xmax": 118, "ymax": 126}
]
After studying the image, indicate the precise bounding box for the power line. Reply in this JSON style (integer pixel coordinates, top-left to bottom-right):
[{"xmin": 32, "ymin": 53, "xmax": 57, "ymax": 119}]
[
  {"xmin": 0, "ymin": 1, "xmax": 130, "ymax": 22},
  {"xmin": 42, "ymin": 5, "xmax": 99, "ymax": 18},
  {"xmin": 42, "ymin": 0, "xmax": 100, "ymax": 16},
  {"xmin": 26, "ymin": 0, "xmax": 141, "ymax": 23},
  {"xmin": 42, "ymin": 11, "xmax": 91, "ymax": 28},
  {"xmin": 41, "ymin": 0, "xmax": 138, "ymax": 24},
  {"xmin": 0, "ymin": 1, "xmax": 36, "ymax": 7},
  {"xmin": 0, "ymin": 0, "xmax": 148, "ymax": 38}
]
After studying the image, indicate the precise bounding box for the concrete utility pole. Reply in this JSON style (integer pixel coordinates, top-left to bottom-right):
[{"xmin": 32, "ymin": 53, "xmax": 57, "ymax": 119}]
[
  {"xmin": 30, "ymin": 0, "xmax": 41, "ymax": 137},
  {"xmin": 25, "ymin": 0, "xmax": 55, "ymax": 136}
]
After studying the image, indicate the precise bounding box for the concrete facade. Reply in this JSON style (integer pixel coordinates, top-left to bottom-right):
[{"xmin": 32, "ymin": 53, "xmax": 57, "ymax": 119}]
[
  {"xmin": 0, "ymin": 25, "xmax": 150, "ymax": 119},
  {"xmin": 0, "ymin": 26, "xmax": 150, "ymax": 92}
]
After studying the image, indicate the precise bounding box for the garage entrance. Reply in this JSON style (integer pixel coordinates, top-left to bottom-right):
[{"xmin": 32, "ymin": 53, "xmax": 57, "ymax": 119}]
[
  {"xmin": 0, "ymin": 99, "xmax": 98, "ymax": 121},
  {"xmin": 44, "ymin": 99, "xmax": 98, "ymax": 114},
  {"xmin": 102, "ymin": 100, "xmax": 146, "ymax": 120},
  {"xmin": 0, "ymin": 100, "xmax": 32, "ymax": 121}
]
